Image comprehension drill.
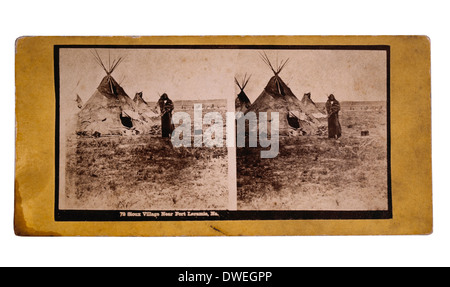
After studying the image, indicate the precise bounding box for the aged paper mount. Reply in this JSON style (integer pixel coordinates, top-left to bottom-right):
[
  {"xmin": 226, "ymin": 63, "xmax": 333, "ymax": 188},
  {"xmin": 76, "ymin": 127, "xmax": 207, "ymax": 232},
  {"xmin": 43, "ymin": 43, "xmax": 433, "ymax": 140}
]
[{"xmin": 14, "ymin": 36, "xmax": 432, "ymax": 236}]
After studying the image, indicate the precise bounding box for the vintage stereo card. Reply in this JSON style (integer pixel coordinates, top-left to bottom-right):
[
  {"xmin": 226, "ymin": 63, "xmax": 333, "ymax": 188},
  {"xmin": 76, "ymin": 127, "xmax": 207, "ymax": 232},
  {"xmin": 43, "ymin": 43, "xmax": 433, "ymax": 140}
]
[{"xmin": 14, "ymin": 36, "xmax": 432, "ymax": 236}]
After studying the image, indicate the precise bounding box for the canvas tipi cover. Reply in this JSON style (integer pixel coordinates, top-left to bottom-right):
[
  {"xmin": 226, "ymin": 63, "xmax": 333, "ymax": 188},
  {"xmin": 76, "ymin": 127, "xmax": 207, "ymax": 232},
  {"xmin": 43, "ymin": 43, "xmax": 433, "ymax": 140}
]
[
  {"xmin": 235, "ymin": 74, "xmax": 252, "ymax": 113},
  {"xmin": 133, "ymin": 91, "xmax": 149, "ymax": 110},
  {"xmin": 133, "ymin": 92, "xmax": 160, "ymax": 119},
  {"xmin": 77, "ymin": 52, "xmax": 155, "ymax": 136},
  {"xmin": 245, "ymin": 53, "xmax": 326, "ymax": 136},
  {"xmin": 300, "ymin": 92, "xmax": 327, "ymax": 120}
]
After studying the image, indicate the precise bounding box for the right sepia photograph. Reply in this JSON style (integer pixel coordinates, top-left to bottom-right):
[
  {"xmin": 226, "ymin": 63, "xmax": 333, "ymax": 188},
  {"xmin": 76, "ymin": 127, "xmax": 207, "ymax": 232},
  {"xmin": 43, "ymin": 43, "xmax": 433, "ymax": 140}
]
[{"xmin": 235, "ymin": 47, "xmax": 390, "ymax": 212}]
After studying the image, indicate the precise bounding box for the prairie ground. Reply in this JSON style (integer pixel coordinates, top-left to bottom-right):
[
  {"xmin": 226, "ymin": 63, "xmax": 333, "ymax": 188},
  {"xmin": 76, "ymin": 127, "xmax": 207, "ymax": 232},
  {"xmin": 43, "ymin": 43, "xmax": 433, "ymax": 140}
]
[
  {"xmin": 63, "ymin": 102, "xmax": 229, "ymax": 210},
  {"xmin": 63, "ymin": 135, "xmax": 228, "ymax": 210},
  {"xmin": 62, "ymin": 101, "xmax": 388, "ymax": 212},
  {"xmin": 237, "ymin": 101, "xmax": 389, "ymax": 210}
]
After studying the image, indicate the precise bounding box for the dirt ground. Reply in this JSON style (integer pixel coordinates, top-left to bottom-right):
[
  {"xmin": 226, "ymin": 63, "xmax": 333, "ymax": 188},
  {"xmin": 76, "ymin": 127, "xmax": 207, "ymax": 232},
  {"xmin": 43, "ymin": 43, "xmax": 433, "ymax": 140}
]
[
  {"xmin": 63, "ymin": 135, "xmax": 228, "ymax": 210},
  {"xmin": 62, "ymin": 101, "xmax": 229, "ymax": 211},
  {"xmin": 62, "ymin": 101, "xmax": 387, "ymax": 212},
  {"xmin": 237, "ymin": 101, "xmax": 389, "ymax": 210}
]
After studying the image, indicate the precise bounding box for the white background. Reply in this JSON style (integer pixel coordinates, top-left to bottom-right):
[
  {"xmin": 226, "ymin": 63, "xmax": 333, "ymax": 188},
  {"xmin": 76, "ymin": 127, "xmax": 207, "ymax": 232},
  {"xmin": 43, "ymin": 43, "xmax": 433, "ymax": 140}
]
[{"xmin": 1, "ymin": 0, "xmax": 448, "ymax": 267}]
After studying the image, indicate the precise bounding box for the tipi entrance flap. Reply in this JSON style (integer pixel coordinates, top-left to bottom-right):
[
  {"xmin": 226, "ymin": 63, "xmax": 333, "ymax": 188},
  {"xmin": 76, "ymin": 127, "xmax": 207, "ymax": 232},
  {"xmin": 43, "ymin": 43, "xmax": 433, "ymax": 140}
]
[
  {"xmin": 122, "ymin": 109, "xmax": 140, "ymax": 120},
  {"xmin": 120, "ymin": 112, "xmax": 133, "ymax": 128},
  {"xmin": 287, "ymin": 112, "xmax": 300, "ymax": 129}
]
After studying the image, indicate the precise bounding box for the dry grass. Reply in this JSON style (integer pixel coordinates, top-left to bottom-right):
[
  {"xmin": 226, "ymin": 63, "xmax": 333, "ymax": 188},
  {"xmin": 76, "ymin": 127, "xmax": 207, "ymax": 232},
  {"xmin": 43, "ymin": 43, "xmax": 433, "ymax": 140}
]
[
  {"xmin": 237, "ymin": 101, "xmax": 388, "ymax": 210},
  {"xmin": 64, "ymin": 135, "xmax": 228, "ymax": 210},
  {"xmin": 62, "ymin": 101, "xmax": 388, "ymax": 212}
]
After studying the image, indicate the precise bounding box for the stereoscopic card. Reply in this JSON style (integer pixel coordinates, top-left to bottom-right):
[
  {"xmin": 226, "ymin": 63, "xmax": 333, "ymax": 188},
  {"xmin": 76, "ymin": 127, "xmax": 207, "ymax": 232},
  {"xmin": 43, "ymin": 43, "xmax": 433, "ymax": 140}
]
[{"xmin": 14, "ymin": 36, "xmax": 432, "ymax": 236}]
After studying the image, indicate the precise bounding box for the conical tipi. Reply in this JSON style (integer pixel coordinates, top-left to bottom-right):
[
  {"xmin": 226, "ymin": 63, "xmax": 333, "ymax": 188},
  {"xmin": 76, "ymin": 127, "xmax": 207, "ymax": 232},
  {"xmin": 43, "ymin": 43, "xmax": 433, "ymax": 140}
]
[
  {"xmin": 235, "ymin": 74, "xmax": 252, "ymax": 113},
  {"xmin": 245, "ymin": 52, "xmax": 325, "ymax": 136},
  {"xmin": 300, "ymin": 92, "xmax": 327, "ymax": 120},
  {"xmin": 133, "ymin": 91, "xmax": 148, "ymax": 108},
  {"xmin": 77, "ymin": 51, "xmax": 150, "ymax": 136},
  {"xmin": 133, "ymin": 91, "xmax": 160, "ymax": 119}
]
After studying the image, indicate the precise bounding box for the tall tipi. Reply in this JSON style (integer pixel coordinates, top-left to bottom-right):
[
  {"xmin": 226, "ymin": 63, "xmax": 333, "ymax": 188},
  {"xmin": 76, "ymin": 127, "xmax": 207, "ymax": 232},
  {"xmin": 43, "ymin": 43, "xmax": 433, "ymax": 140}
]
[
  {"xmin": 235, "ymin": 74, "xmax": 252, "ymax": 113},
  {"xmin": 245, "ymin": 52, "xmax": 325, "ymax": 136},
  {"xmin": 77, "ymin": 51, "xmax": 151, "ymax": 136}
]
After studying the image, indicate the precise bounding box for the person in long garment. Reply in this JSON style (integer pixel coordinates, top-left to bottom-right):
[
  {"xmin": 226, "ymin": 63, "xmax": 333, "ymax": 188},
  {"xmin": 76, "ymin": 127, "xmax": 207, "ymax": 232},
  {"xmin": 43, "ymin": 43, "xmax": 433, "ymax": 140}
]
[
  {"xmin": 157, "ymin": 93, "xmax": 174, "ymax": 138},
  {"xmin": 325, "ymin": 94, "xmax": 342, "ymax": 139}
]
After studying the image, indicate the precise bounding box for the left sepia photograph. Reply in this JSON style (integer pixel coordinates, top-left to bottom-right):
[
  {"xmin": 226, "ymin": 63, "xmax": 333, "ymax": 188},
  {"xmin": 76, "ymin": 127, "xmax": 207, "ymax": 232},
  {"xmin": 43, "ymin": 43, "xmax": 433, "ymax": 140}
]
[{"xmin": 57, "ymin": 47, "xmax": 232, "ymax": 215}]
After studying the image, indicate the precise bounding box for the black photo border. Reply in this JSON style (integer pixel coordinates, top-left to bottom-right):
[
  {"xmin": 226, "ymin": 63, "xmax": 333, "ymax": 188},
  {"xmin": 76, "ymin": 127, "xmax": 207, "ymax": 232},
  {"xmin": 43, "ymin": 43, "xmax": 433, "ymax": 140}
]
[{"xmin": 54, "ymin": 44, "xmax": 392, "ymax": 222}]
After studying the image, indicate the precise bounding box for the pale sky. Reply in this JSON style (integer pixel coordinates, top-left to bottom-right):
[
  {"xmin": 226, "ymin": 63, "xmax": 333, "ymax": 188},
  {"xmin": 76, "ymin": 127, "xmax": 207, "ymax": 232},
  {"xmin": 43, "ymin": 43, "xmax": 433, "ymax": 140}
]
[{"xmin": 59, "ymin": 48, "xmax": 387, "ymax": 109}]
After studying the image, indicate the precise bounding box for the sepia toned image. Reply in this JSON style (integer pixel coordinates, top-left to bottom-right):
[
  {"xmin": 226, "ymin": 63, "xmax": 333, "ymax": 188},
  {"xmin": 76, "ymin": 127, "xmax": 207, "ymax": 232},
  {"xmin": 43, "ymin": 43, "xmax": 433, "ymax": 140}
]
[
  {"xmin": 56, "ymin": 45, "xmax": 391, "ymax": 220},
  {"xmin": 58, "ymin": 48, "xmax": 233, "ymax": 214},
  {"xmin": 234, "ymin": 48, "xmax": 390, "ymax": 212}
]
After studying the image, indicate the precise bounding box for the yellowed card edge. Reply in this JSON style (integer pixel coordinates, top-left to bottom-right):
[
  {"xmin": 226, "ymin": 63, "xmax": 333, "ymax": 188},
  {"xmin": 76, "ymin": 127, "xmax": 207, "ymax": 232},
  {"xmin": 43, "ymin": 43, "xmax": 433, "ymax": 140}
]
[{"xmin": 14, "ymin": 36, "xmax": 432, "ymax": 236}]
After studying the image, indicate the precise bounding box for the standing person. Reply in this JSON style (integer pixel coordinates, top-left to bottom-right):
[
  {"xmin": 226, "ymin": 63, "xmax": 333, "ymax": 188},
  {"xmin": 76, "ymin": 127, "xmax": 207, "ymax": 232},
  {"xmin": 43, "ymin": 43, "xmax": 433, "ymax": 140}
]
[
  {"xmin": 157, "ymin": 93, "xmax": 175, "ymax": 138},
  {"xmin": 325, "ymin": 94, "xmax": 342, "ymax": 139}
]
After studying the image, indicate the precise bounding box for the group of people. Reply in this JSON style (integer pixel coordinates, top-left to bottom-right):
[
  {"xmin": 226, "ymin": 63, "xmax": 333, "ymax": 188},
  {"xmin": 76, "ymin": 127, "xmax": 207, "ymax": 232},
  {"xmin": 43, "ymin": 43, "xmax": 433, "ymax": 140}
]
[{"xmin": 156, "ymin": 93, "xmax": 342, "ymax": 140}]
